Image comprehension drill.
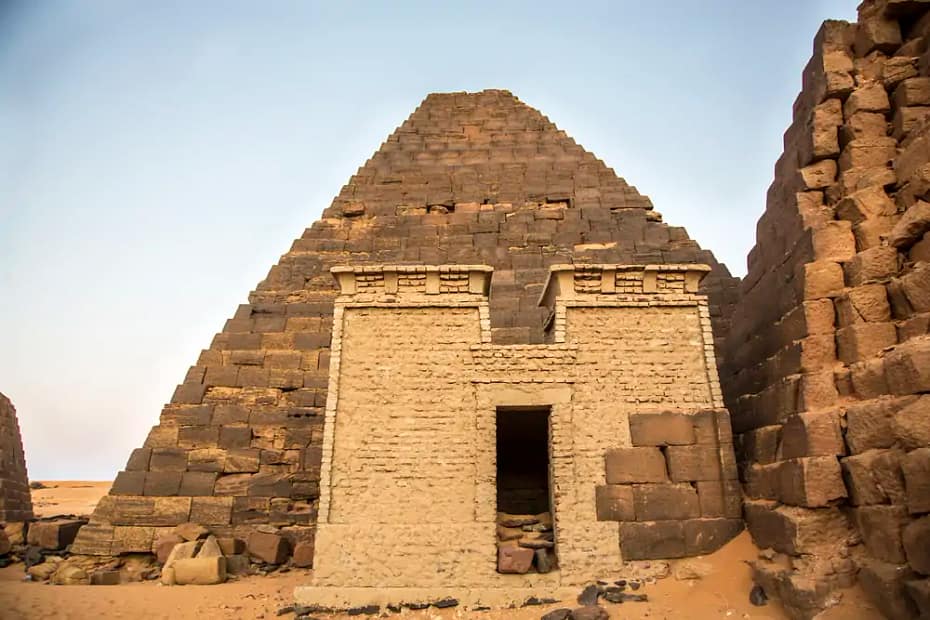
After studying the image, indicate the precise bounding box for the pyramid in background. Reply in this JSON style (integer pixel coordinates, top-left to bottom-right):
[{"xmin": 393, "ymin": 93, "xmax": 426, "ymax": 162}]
[
  {"xmin": 72, "ymin": 89, "xmax": 739, "ymax": 556},
  {"xmin": 0, "ymin": 393, "xmax": 34, "ymax": 523}
]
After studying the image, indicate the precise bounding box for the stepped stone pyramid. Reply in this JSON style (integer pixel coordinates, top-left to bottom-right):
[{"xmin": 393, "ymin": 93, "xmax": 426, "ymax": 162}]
[
  {"xmin": 73, "ymin": 89, "xmax": 739, "ymax": 557},
  {"xmin": 0, "ymin": 393, "xmax": 34, "ymax": 523}
]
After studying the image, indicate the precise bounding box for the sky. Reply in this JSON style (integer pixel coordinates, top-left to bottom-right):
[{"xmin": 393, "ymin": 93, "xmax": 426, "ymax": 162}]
[{"xmin": 0, "ymin": 0, "xmax": 858, "ymax": 480}]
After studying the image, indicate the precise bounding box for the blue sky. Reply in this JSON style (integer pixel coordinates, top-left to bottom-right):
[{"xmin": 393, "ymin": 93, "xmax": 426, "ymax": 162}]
[{"xmin": 0, "ymin": 1, "xmax": 857, "ymax": 480}]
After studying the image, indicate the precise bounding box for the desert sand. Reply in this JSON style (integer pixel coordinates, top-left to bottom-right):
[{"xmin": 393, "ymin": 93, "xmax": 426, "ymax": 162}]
[{"xmin": 0, "ymin": 482, "xmax": 883, "ymax": 620}]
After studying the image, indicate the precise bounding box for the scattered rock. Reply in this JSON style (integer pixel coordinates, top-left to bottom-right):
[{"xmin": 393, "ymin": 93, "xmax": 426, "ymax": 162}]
[
  {"xmin": 23, "ymin": 547, "xmax": 45, "ymax": 568},
  {"xmin": 90, "ymin": 570, "xmax": 120, "ymax": 585},
  {"xmin": 629, "ymin": 580, "xmax": 641, "ymax": 590},
  {"xmin": 673, "ymin": 560, "xmax": 714, "ymax": 580},
  {"xmin": 225, "ymin": 554, "xmax": 251, "ymax": 575},
  {"xmin": 570, "ymin": 605, "xmax": 609, "ymax": 620},
  {"xmin": 291, "ymin": 541, "xmax": 314, "ymax": 568},
  {"xmin": 172, "ymin": 556, "xmax": 227, "ymax": 585},
  {"xmin": 433, "ymin": 598, "xmax": 458, "ymax": 608},
  {"xmin": 27, "ymin": 519, "xmax": 85, "ymax": 551},
  {"xmin": 217, "ymin": 537, "xmax": 245, "ymax": 556},
  {"xmin": 758, "ymin": 547, "xmax": 776, "ymax": 561},
  {"xmin": 29, "ymin": 481, "xmax": 47, "ymax": 490},
  {"xmin": 535, "ymin": 549, "xmax": 552, "ymax": 574},
  {"xmin": 0, "ymin": 530, "xmax": 10, "ymax": 556},
  {"xmin": 540, "ymin": 609, "xmax": 572, "ymax": 620},
  {"xmin": 52, "ymin": 565, "xmax": 88, "ymax": 585},
  {"xmin": 196, "ymin": 535, "xmax": 223, "ymax": 559},
  {"xmin": 499, "ymin": 513, "xmax": 538, "ymax": 528},
  {"xmin": 247, "ymin": 531, "xmax": 290, "ymax": 565},
  {"xmin": 519, "ymin": 538, "xmax": 555, "ymax": 549},
  {"xmin": 577, "ymin": 584, "xmax": 600, "ymax": 605},
  {"xmin": 750, "ymin": 584, "xmax": 768, "ymax": 606},
  {"xmin": 27, "ymin": 561, "xmax": 59, "ymax": 581},
  {"xmin": 524, "ymin": 596, "xmax": 559, "ymax": 606},
  {"xmin": 154, "ymin": 534, "xmax": 184, "ymax": 564},
  {"xmin": 345, "ymin": 604, "xmax": 379, "ymax": 615}
]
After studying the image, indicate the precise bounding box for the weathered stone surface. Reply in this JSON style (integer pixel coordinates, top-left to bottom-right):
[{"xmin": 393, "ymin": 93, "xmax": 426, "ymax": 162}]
[
  {"xmin": 906, "ymin": 579, "xmax": 930, "ymax": 617},
  {"xmin": 154, "ymin": 533, "xmax": 184, "ymax": 564},
  {"xmin": 903, "ymin": 516, "xmax": 930, "ymax": 575},
  {"xmin": 779, "ymin": 411, "xmax": 844, "ymax": 459},
  {"xmin": 629, "ymin": 413, "xmax": 696, "ymax": 446},
  {"xmin": 292, "ymin": 541, "xmax": 314, "ymax": 568},
  {"xmin": 247, "ymin": 531, "xmax": 289, "ymax": 564},
  {"xmin": 27, "ymin": 519, "xmax": 85, "ymax": 551},
  {"xmin": 743, "ymin": 500, "xmax": 850, "ymax": 555},
  {"xmin": 620, "ymin": 520, "xmax": 686, "ymax": 560},
  {"xmin": 902, "ymin": 448, "xmax": 930, "ymax": 514},
  {"xmin": 842, "ymin": 449, "xmax": 907, "ymax": 506},
  {"xmin": 683, "ymin": 518, "xmax": 743, "ymax": 555},
  {"xmin": 497, "ymin": 546, "xmax": 533, "ymax": 574},
  {"xmin": 854, "ymin": 505, "xmax": 910, "ymax": 564},
  {"xmin": 858, "ymin": 557, "xmax": 919, "ymax": 620},
  {"xmin": 776, "ymin": 457, "xmax": 846, "ymax": 507},
  {"xmin": 665, "ymin": 445, "xmax": 722, "ymax": 481},
  {"xmin": 632, "ymin": 483, "xmax": 700, "ymax": 521},
  {"xmin": 594, "ymin": 485, "xmax": 634, "ymax": 522},
  {"xmin": 604, "ymin": 447, "xmax": 667, "ymax": 483},
  {"xmin": 175, "ymin": 522, "xmax": 209, "ymax": 542},
  {"xmin": 172, "ymin": 556, "xmax": 226, "ymax": 585},
  {"xmin": 893, "ymin": 395, "xmax": 930, "ymax": 450},
  {"xmin": 885, "ymin": 337, "xmax": 930, "ymax": 395}
]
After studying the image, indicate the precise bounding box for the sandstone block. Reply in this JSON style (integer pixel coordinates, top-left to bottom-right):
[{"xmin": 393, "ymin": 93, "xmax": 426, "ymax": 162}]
[
  {"xmin": 836, "ymin": 284, "xmax": 891, "ymax": 326},
  {"xmin": 893, "ymin": 395, "xmax": 930, "ymax": 450},
  {"xmin": 27, "ymin": 519, "xmax": 85, "ymax": 551},
  {"xmin": 683, "ymin": 518, "xmax": 743, "ymax": 556},
  {"xmin": 90, "ymin": 570, "xmax": 120, "ymax": 586},
  {"xmin": 737, "ymin": 426, "xmax": 780, "ymax": 466},
  {"xmin": 811, "ymin": 220, "xmax": 856, "ymax": 262},
  {"xmin": 903, "ymin": 516, "xmax": 930, "ymax": 575},
  {"xmin": 858, "ymin": 557, "xmax": 919, "ymax": 620},
  {"xmin": 795, "ymin": 261, "xmax": 844, "ymax": 300},
  {"xmin": 798, "ymin": 159, "xmax": 837, "ymax": 190},
  {"xmin": 190, "ymin": 497, "xmax": 233, "ymax": 525},
  {"xmin": 845, "ymin": 83, "xmax": 891, "ymax": 117},
  {"xmin": 619, "ymin": 520, "xmax": 686, "ymax": 560},
  {"xmin": 855, "ymin": 504, "xmax": 910, "ymax": 564},
  {"xmin": 111, "ymin": 471, "xmax": 146, "ymax": 496},
  {"xmin": 839, "ymin": 137, "xmax": 897, "ymax": 171},
  {"xmin": 894, "ymin": 77, "xmax": 930, "ymax": 107},
  {"xmin": 842, "ymin": 449, "xmax": 907, "ymax": 506},
  {"xmin": 632, "ymin": 483, "xmax": 700, "ymax": 521},
  {"xmin": 497, "ymin": 546, "xmax": 533, "ymax": 574},
  {"xmin": 903, "ymin": 448, "xmax": 930, "ymax": 514},
  {"xmin": 893, "ymin": 106, "xmax": 930, "ymax": 140},
  {"xmin": 175, "ymin": 522, "xmax": 209, "ymax": 542},
  {"xmin": 595, "ymin": 485, "xmax": 634, "ymax": 521},
  {"xmin": 143, "ymin": 471, "xmax": 182, "ymax": 496},
  {"xmin": 149, "ymin": 448, "xmax": 188, "ymax": 472},
  {"xmin": 112, "ymin": 525, "xmax": 155, "ymax": 554},
  {"xmin": 225, "ymin": 554, "xmax": 250, "ymax": 575},
  {"xmin": 172, "ymin": 556, "xmax": 226, "ymax": 585},
  {"xmin": 247, "ymin": 531, "xmax": 289, "ymax": 564},
  {"xmin": 292, "ymin": 541, "xmax": 314, "ymax": 568},
  {"xmin": 778, "ymin": 457, "xmax": 847, "ymax": 507},
  {"xmin": 743, "ymin": 500, "xmax": 850, "ymax": 555},
  {"xmin": 154, "ymin": 533, "xmax": 184, "ymax": 564},
  {"xmin": 836, "ymin": 186, "xmax": 896, "ymax": 224},
  {"xmin": 629, "ymin": 412, "xmax": 695, "ymax": 446},
  {"xmin": 665, "ymin": 445, "xmax": 722, "ymax": 481},
  {"xmin": 779, "ymin": 411, "xmax": 845, "ymax": 459},
  {"xmin": 836, "ymin": 322, "xmax": 897, "ymax": 363},
  {"xmin": 855, "ymin": 16, "xmax": 902, "ymax": 56},
  {"xmin": 890, "ymin": 201, "xmax": 930, "ymax": 249},
  {"xmin": 604, "ymin": 447, "xmax": 667, "ymax": 483},
  {"xmin": 901, "ymin": 262, "xmax": 930, "ymax": 312},
  {"xmin": 802, "ymin": 98, "xmax": 843, "ymax": 164},
  {"xmin": 905, "ymin": 579, "xmax": 930, "ymax": 617},
  {"xmin": 885, "ymin": 337, "xmax": 930, "ymax": 395},
  {"xmin": 845, "ymin": 247, "xmax": 899, "ymax": 286}
]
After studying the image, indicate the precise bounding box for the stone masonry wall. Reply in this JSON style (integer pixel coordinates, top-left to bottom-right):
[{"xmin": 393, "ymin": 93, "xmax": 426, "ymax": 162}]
[
  {"xmin": 721, "ymin": 2, "xmax": 930, "ymax": 618},
  {"xmin": 0, "ymin": 392, "xmax": 33, "ymax": 523},
  {"xmin": 73, "ymin": 90, "xmax": 740, "ymax": 563},
  {"xmin": 304, "ymin": 264, "xmax": 742, "ymax": 606}
]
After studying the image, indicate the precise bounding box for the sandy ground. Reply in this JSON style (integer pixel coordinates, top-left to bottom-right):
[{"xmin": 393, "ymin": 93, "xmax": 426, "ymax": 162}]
[{"xmin": 0, "ymin": 481, "xmax": 884, "ymax": 620}]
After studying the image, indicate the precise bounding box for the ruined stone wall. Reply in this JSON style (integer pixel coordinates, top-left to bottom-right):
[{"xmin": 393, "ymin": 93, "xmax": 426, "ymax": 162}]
[
  {"xmin": 0, "ymin": 393, "xmax": 33, "ymax": 523},
  {"xmin": 304, "ymin": 264, "xmax": 741, "ymax": 607},
  {"xmin": 721, "ymin": 2, "xmax": 930, "ymax": 617},
  {"xmin": 74, "ymin": 90, "xmax": 740, "ymax": 562}
]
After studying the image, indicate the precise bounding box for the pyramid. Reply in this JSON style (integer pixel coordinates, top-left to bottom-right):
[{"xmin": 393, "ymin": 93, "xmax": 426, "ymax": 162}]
[
  {"xmin": 0, "ymin": 392, "xmax": 34, "ymax": 523},
  {"xmin": 73, "ymin": 89, "xmax": 739, "ymax": 556}
]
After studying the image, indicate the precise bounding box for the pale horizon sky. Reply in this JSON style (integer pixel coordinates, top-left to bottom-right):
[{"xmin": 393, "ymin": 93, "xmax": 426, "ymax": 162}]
[{"xmin": 1, "ymin": 1, "xmax": 858, "ymax": 480}]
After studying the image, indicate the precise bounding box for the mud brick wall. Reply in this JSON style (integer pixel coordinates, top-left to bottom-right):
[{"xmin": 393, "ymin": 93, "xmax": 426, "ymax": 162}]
[
  {"xmin": 0, "ymin": 393, "xmax": 33, "ymax": 523},
  {"xmin": 308, "ymin": 264, "xmax": 742, "ymax": 598},
  {"xmin": 721, "ymin": 2, "xmax": 930, "ymax": 617},
  {"xmin": 74, "ymin": 90, "xmax": 740, "ymax": 560}
]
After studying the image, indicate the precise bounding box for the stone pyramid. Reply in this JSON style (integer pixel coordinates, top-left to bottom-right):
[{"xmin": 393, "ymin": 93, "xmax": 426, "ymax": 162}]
[
  {"xmin": 0, "ymin": 393, "xmax": 33, "ymax": 523},
  {"xmin": 73, "ymin": 89, "xmax": 739, "ymax": 556}
]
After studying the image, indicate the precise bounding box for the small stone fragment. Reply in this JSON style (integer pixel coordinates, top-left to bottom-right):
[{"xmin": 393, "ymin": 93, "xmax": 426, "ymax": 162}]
[
  {"xmin": 750, "ymin": 584, "xmax": 768, "ymax": 606},
  {"xmin": 540, "ymin": 609, "xmax": 572, "ymax": 620},
  {"xmin": 577, "ymin": 584, "xmax": 600, "ymax": 605},
  {"xmin": 570, "ymin": 606, "xmax": 609, "ymax": 620}
]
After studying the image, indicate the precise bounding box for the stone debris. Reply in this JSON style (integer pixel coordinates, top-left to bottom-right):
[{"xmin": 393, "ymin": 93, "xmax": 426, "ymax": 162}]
[
  {"xmin": 672, "ymin": 559, "xmax": 714, "ymax": 580},
  {"xmin": 749, "ymin": 584, "xmax": 768, "ymax": 607}
]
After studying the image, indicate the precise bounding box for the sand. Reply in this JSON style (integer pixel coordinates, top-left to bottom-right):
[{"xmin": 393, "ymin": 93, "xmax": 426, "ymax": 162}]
[{"xmin": 0, "ymin": 482, "xmax": 884, "ymax": 619}]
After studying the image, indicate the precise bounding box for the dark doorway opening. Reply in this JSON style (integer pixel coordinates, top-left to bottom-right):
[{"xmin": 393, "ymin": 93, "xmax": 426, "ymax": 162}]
[{"xmin": 496, "ymin": 407, "xmax": 556, "ymax": 574}]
